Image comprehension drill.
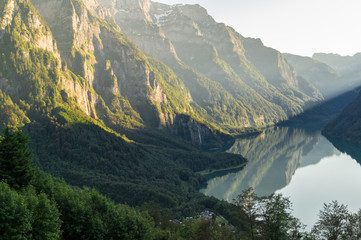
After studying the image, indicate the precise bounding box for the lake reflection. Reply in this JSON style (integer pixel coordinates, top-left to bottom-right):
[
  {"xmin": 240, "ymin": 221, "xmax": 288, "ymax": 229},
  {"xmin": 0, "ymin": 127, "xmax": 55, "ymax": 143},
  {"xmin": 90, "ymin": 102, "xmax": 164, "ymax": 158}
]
[{"xmin": 200, "ymin": 126, "xmax": 361, "ymax": 228}]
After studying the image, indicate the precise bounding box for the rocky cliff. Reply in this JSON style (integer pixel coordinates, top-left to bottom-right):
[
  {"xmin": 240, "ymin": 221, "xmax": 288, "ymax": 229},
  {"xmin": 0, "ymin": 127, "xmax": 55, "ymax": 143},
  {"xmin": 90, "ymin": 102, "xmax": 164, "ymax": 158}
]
[
  {"xmin": 94, "ymin": 0, "xmax": 323, "ymax": 132},
  {"xmin": 0, "ymin": 0, "xmax": 232, "ymax": 149}
]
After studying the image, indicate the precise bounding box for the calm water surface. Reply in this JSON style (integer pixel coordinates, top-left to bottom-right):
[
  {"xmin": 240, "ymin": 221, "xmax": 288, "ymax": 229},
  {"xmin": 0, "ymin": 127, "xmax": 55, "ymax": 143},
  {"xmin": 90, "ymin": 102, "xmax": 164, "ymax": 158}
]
[{"xmin": 200, "ymin": 126, "xmax": 361, "ymax": 228}]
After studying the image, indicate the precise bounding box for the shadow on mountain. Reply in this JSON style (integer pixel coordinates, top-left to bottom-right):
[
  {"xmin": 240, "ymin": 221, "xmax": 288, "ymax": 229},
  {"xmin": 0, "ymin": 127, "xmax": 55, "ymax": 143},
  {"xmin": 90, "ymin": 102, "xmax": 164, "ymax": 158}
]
[{"xmin": 278, "ymin": 86, "xmax": 361, "ymax": 129}]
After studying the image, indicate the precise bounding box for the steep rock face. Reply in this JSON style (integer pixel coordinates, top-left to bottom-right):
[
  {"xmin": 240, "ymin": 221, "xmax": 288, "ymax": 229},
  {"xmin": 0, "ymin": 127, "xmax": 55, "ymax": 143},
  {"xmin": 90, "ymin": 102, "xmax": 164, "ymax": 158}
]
[
  {"xmin": 172, "ymin": 114, "xmax": 233, "ymax": 149},
  {"xmin": 30, "ymin": 0, "xmax": 198, "ymax": 131},
  {"xmin": 0, "ymin": 0, "xmax": 58, "ymax": 56},
  {"xmin": 166, "ymin": 5, "xmax": 322, "ymax": 113},
  {"xmin": 0, "ymin": 0, "xmax": 97, "ymax": 118},
  {"xmin": 284, "ymin": 53, "xmax": 342, "ymax": 99},
  {"xmin": 95, "ymin": 0, "xmax": 323, "ymax": 132}
]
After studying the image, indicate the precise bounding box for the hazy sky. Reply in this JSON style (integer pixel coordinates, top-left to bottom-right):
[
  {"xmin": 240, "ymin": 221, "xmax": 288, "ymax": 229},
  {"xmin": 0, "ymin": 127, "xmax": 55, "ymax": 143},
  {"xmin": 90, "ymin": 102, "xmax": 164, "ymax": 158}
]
[{"xmin": 155, "ymin": 0, "xmax": 361, "ymax": 56}]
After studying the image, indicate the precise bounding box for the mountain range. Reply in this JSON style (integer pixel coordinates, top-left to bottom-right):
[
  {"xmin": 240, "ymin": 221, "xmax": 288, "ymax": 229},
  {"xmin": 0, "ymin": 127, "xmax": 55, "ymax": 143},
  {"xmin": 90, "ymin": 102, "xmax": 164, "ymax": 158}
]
[{"xmin": 1, "ymin": 0, "xmax": 361, "ymax": 213}]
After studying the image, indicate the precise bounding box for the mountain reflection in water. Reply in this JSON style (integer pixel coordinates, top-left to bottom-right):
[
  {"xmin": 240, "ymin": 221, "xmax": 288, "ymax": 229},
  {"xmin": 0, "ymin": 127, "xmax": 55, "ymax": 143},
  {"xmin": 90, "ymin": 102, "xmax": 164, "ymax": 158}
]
[
  {"xmin": 201, "ymin": 126, "xmax": 361, "ymax": 228},
  {"xmin": 200, "ymin": 127, "xmax": 337, "ymax": 200}
]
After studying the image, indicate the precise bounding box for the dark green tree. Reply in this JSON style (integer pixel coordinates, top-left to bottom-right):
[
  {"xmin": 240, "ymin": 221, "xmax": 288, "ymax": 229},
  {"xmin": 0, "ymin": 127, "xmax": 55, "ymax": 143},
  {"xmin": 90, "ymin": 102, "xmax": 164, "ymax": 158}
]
[
  {"xmin": 0, "ymin": 182, "xmax": 31, "ymax": 240},
  {"xmin": 24, "ymin": 188, "xmax": 62, "ymax": 240},
  {"xmin": 0, "ymin": 127, "xmax": 33, "ymax": 189}
]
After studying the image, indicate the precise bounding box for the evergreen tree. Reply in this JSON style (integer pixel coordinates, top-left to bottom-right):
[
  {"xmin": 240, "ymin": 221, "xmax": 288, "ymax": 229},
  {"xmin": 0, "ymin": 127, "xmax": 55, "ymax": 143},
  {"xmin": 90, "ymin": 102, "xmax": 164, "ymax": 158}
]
[
  {"xmin": 24, "ymin": 188, "xmax": 62, "ymax": 240},
  {"xmin": 0, "ymin": 127, "xmax": 33, "ymax": 189},
  {"xmin": 0, "ymin": 182, "xmax": 31, "ymax": 240}
]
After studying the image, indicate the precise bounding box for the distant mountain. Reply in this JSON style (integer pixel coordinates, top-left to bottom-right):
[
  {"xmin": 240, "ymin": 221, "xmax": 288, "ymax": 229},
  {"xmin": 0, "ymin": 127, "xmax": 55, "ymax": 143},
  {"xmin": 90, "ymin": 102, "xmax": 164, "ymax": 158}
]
[
  {"xmin": 313, "ymin": 53, "xmax": 361, "ymax": 146},
  {"xmin": 313, "ymin": 52, "xmax": 361, "ymax": 73},
  {"xmin": 313, "ymin": 53, "xmax": 361, "ymax": 91},
  {"xmin": 283, "ymin": 53, "xmax": 341, "ymax": 99}
]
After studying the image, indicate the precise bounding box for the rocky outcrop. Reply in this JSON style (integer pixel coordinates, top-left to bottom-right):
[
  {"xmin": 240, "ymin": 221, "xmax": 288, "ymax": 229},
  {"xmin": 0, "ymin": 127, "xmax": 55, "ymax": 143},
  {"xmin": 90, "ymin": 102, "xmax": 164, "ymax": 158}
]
[{"xmin": 172, "ymin": 114, "xmax": 234, "ymax": 149}]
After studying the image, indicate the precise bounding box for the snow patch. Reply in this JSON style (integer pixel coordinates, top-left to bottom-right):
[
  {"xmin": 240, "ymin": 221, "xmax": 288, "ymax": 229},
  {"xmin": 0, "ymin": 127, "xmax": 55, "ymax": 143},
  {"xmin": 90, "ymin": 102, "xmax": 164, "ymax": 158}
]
[{"xmin": 153, "ymin": 9, "xmax": 173, "ymax": 26}]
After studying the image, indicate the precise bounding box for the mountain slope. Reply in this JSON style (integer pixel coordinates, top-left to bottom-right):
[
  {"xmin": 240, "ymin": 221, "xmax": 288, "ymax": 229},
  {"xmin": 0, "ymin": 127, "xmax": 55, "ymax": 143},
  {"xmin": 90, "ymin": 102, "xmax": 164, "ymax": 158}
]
[
  {"xmin": 323, "ymin": 90, "xmax": 361, "ymax": 145},
  {"xmin": 283, "ymin": 53, "xmax": 341, "ymax": 99},
  {"xmin": 95, "ymin": 0, "xmax": 323, "ymax": 131},
  {"xmin": 0, "ymin": 0, "xmax": 248, "ymax": 213},
  {"xmin": 313, "ymin": 52, "xmax": 361, "ymax": 91}
]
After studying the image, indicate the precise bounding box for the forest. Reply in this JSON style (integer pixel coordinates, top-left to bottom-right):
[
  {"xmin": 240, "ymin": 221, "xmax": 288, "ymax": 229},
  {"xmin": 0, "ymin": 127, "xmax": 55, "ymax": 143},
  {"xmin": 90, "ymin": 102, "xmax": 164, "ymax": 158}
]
[{"xmin": 1, "ymin": 128, "xmax": 361, "ymax": 239}]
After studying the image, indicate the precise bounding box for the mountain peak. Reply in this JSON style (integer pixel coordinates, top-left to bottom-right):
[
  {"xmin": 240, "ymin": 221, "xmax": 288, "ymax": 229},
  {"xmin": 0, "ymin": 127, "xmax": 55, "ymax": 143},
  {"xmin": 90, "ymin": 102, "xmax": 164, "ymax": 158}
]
[{"xmin": 97, "ymin": 0, "xmax": 152, "ymax": 22}]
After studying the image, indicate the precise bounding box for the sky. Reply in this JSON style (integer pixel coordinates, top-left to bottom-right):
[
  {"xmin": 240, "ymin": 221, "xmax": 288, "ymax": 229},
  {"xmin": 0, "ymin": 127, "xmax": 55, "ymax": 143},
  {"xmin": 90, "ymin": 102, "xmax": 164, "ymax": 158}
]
[{"xmin": 155, "ymin": 0, "xmax": 361, "ymax": 57}]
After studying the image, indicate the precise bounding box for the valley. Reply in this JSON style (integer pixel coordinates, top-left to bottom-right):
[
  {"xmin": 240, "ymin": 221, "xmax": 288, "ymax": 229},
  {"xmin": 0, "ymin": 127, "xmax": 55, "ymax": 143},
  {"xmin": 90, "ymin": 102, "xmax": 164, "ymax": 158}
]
[{"xmin": 1, "ymin": 0, "xmax": 361, "ymax": 238}]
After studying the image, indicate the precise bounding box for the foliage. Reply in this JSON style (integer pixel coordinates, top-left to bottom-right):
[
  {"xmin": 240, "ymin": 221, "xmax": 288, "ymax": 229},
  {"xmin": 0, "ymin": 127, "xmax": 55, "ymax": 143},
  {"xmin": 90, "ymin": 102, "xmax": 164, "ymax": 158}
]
[
  {"xmin": 23, "ymin": 187, "xmax": 62, "ymax": 240},
  {"xmin": 259, "ymin": 194, "xmax": 301, "ymax": 240},
  {"xmin": 0, "ymin": 127, "xmax": 33, "ymax": 189},
  {"xmin": 234, "ymin": 188, "xmax": 305, "ymax": 240},
  {"xmin": 0, "ymin": 90, "xmax": 30, "ymax": 132},
  {"xmin": 233, "ymin": 188, "xmax": 259, "ymax": 240},
  {"xmin": 0, "ymin": 182, "xmax": 31, "ymax": 240},
  {"xmin": 311, "ymin": 201, "xmax": 349, "ymax": 240}
]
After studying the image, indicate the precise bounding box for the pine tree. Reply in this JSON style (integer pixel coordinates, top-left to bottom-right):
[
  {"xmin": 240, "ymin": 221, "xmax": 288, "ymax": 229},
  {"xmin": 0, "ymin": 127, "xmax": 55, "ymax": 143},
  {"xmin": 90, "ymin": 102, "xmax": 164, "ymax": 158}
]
[{"xmin": 0, "ymin": 127, "xmax": 33, "ymax": 189}]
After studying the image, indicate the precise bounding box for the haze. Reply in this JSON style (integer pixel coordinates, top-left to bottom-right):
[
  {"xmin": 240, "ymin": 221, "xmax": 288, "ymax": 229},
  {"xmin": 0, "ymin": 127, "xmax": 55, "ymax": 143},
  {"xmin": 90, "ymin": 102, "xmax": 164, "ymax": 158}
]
[{"xmin": 156, "ymin": 0, "xmax": 361, "ymax": 56}]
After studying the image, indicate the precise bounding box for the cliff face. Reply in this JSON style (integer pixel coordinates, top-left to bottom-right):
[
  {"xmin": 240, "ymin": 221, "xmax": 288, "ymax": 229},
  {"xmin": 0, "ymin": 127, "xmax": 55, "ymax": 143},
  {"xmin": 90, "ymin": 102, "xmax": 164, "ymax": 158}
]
[
  {"xmin": 30, "ymin": 0, "xmax": 196, "ymax": 130},
  {"xmin": 0, "ymin": 0, "xmax": 226, "ymax": 148},
  {"xmin": 0, "ymin": 0, "xmax": 101, "ymax": 119},
  {"xmin": 95, "ymin": 0, "xmax": 323, "ymax": 131}
]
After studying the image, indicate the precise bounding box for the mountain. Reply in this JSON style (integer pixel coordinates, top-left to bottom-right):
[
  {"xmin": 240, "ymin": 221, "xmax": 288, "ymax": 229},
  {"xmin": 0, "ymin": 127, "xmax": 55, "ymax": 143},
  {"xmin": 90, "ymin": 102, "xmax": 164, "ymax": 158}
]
[
  {"xmin": 0, "ymin": 0, "xmax": 249, "ymax": 213},
  {"xmin": 96, "ymin": 0, "xmax": 323, "ymax": 131},
  {"xmin": 323, "ymin": 90, "xmax": 361, "ymax": 145},
  {"xmin": 313, "ymin": 52, "xmax": 361, "ymax": 91},
  {"xmin": 283, "ymin": 53, "xmax": 341, "ymax": 99},
  {"xmin": 313, "ymin": 52, "xmax": 361, "ymax": 74},
  {"xmin": 314, "ymin": 53, "xmax": 361, "ymax": 146}
]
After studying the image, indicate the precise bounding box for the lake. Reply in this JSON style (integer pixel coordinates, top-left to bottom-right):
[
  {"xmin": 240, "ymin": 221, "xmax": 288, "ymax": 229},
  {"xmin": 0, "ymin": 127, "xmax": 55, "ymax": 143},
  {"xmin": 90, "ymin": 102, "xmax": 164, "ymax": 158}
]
[{"xmin": 200, "ymin": 126, "xmax": 361, "ymax": 229}]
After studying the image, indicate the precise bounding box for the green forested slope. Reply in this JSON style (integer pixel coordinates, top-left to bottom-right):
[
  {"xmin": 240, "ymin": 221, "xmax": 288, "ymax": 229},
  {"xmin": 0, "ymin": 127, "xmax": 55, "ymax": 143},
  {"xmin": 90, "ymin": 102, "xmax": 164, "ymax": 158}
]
[{"xmin": 323, "ymin": 91, "xmax": 361, "ymax": 145}]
